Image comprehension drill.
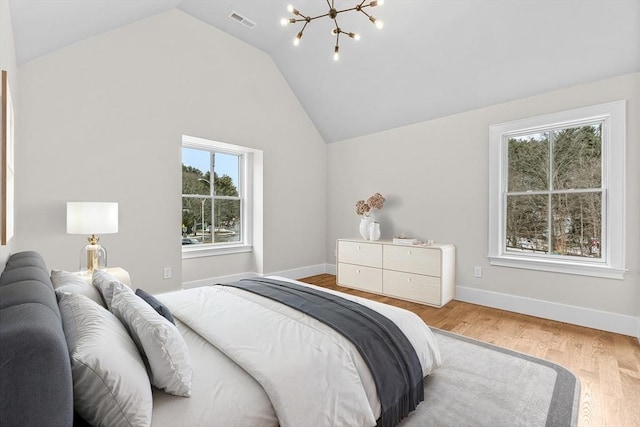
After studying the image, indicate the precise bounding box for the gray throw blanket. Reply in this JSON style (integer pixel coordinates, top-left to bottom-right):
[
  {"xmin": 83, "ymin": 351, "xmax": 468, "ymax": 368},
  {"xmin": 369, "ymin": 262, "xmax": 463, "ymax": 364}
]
[{"xmin": 222, "ymin": 278, "xmax": 424, "ymax": 427}]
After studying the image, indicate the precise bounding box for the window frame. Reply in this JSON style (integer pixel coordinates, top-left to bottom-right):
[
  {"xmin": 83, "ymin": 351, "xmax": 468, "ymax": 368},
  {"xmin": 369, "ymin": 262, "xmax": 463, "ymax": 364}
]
[
  {"xmin": 182, "ymin": 135, "xmax": 254, "ymax": 259},
  {"xmin": 488, "ymin": 101, "xmax": 626, "ymax": 279}
]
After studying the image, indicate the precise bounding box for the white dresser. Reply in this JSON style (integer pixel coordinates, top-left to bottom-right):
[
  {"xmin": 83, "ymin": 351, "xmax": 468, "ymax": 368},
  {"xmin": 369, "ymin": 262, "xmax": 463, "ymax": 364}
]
[{"xmin": 336, "ymin": 239, "xmax": 455, "ymax": 308}]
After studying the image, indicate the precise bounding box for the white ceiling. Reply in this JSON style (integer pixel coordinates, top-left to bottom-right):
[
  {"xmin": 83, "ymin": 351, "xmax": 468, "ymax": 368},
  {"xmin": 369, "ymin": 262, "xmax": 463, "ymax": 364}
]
[{"xmin": 8, "ymin": 0, "xmax": 640, "ymax": 142}]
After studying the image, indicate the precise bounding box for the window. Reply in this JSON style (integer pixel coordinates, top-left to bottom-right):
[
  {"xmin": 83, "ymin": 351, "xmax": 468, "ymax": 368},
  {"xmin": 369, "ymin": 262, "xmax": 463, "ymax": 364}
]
[
  {"xmin": 182, "ymin": 135, "xmax": 253, "ymax": 257},
  {"xmin": 488, "ymin": 101, "xmax": 626, "ymax": 279}
]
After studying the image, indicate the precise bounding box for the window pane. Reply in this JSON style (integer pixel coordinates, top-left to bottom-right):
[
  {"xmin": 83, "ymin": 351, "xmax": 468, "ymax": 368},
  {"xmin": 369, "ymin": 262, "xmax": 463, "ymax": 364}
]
[
  {"xmin": 182, "ymin": 197, "xmax": 212, "ymax": 244},
  {"xmin": 183, "ymin": 147, "xmax": 211, "ymax": 196},
  {"xmin": 213, "ymin": 153, "xmax": 240, "ymax": 196},
  {"xmin": 508, "ymin": 133, "xmax": 549, "ymax": 192},
  {"xmin": 551, "ymin": 192, "xmax": 602, "ymax": 258},
  {"xmin": 505, "ymin": 194, "xmax": 548, "ymax": 253},
  {"xmin": 552, "ymin": 125, "xmax": 602, "ymax": 190},
  {"xmin": 213, "ymin": 199, "xmax": 241, "ymax": 243}
]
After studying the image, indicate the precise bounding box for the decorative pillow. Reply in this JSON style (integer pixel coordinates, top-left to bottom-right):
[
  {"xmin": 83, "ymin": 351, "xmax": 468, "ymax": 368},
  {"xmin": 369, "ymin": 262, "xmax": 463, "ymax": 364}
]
[
  {"xmin": 111, "ymin": 285, "xmax": 192, "ymax": 397},
  {"xmin": 57, "ymin": 292, "xmax": 152, "ymax": 427},
  {"xmin": 135, "ymin": 288, "xmax": 175, "ymax": 325},
  {"xmin": 92, "ymin": 269, "xmax": 130, "ymax": 309},
  {"xmin": 51, "ymin": 270, "xmax": 105, "ymax": 307}
]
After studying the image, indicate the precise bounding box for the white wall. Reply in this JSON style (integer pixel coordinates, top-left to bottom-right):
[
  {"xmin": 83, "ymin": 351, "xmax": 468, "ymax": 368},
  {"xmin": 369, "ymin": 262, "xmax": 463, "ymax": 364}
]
[
  {"xmin": 0, "ymin": 0, "xmax": 17, "ymax": 267},
  {"xmin": 16, "ymin": 10, "xmax": 327, "ymax": 293},
  {"xmin": 327, "ymin": 73, "xmax": 640, "ymax": 336}
]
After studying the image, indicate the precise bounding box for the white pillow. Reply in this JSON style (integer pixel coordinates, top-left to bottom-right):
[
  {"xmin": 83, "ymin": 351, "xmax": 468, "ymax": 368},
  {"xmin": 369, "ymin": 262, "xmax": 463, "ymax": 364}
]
[
  {"xmin": 58, "ymin": 292, "xmax": 152, "ymax": 427},
  {"xmin": 51, "ymin": 270, "xmax": 105, "ymax": 307},
  {"xmin": 93, "ymin": 269, "xmax": 130, "ymax": 309},
  {"xmin": 111, "ymin": 284, "xmax": 193, "ymax": 397}
]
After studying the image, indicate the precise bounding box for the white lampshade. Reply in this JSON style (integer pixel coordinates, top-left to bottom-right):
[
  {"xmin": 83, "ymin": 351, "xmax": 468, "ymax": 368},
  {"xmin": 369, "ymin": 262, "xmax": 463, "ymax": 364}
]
[{"xmin": 67, "ymin": 202, "xmax": 118, "ymax": 235}]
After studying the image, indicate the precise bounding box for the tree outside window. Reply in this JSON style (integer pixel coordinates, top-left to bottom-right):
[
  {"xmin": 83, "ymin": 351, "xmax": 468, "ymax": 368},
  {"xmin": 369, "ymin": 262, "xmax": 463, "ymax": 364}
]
[
  {"xmin": 182, "ymin": 148, "xmax": 242, "ymax": 245},
  {"xmin": 506, "ymin": 125, "xmax": 602, "ymax": 258}
]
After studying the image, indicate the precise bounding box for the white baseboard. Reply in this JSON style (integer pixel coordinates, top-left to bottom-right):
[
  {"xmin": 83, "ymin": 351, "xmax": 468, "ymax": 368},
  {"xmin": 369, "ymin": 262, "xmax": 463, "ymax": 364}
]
[
  {"xmin": 267, "ymin": 263, "xmax": 331, "ymax": 280},
  {"xmin": 326, "ymin": 263, "xmax": 337, "ymax": 275},
  {"xmin": 456, "ymin": 285, "xmax": 639, "ymax": 338},
  {"xmin": 182, "ymin": 271, "xmax": 257, "ymax": 289},
  {"xmin": 182, "ymin": 264, "xmax": 332, "ymax": 290}
]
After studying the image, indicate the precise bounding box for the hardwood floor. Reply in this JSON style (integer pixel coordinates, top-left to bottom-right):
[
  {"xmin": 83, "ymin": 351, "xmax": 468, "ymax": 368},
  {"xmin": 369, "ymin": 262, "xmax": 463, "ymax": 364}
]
[{"xmin": 299, "ymin": 274, "xmax": 640, "ymax": 427}]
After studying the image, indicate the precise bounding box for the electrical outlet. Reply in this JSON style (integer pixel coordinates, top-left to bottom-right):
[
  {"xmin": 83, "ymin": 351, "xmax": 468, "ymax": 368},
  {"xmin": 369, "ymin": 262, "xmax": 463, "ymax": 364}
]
[
  {"xmin": 474, "ymin": 266, "xmax": 483, "ymax": 278},
  {"xmin": 163, "ymin": 267, "xmax": 172, "ymax": 279}
]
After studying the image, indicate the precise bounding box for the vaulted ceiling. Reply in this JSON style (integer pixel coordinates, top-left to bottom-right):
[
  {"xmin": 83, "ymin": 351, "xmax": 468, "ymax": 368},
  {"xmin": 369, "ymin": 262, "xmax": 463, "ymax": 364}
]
[{"xmin": 8, "ymin": 0, "xmax": 640, "ymax": 142}]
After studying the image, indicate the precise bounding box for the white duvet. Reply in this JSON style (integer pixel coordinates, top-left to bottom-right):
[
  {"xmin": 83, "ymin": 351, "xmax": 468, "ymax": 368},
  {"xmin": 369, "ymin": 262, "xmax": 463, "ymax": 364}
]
[{"xmin": 153, "ymin": 277, "xmax": 441, "ymax": 427}]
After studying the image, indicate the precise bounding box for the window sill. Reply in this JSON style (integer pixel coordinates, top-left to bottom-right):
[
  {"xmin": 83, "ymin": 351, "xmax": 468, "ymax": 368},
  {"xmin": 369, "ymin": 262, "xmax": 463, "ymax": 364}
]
[
  {"xmin": 182, "ymin": 244, "xmax": 253, "ymax": 259},
  {"xmin": 488, "ymin": 255, "xmax": 626, "ymax": 280}
]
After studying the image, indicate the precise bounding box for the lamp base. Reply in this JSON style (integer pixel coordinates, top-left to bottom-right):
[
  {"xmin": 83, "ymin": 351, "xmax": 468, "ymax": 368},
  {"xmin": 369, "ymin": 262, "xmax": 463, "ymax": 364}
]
[{"xmin": 80, "ymin": 244, "xmax": 107, "ymax": 274}]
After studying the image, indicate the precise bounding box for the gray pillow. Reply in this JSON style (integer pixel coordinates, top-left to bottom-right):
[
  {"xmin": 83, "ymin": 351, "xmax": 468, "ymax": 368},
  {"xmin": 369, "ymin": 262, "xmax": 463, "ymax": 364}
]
[
  {"xmin": 111, "ymin": 284, "xmax": 192, "ymax": 397},
  {"xmin": 135, "ymin": 288, "xmax": 175, "ymax": 324},
  {"xmin": 92, "ymin": 269, "xmax": 131, "ymax": 309},
  {"xmin": 51, "ymin": 270, "xmax": 105, "ymax": 307},
  {"xmin": 58, "ymin": 292, "xmax": 153, "ymax": 427}
]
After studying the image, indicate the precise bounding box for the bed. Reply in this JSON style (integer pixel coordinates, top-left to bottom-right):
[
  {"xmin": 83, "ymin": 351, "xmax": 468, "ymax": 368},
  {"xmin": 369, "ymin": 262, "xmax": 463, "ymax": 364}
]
[{"xmin": 0, "ymin": 251, "xmax": 441, "ymax": 427}]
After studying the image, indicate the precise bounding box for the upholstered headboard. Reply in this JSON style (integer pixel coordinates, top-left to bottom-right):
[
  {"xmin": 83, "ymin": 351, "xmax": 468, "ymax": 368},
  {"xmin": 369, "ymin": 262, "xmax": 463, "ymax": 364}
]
[{"xmin": 0, "ymin": 251, "xmax": 74, "ymax": 426}]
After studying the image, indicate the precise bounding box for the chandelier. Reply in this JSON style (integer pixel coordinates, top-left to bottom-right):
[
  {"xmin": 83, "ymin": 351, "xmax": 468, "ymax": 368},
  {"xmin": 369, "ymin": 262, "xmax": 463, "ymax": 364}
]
[{"xmin": 280, "ymin": 0, "xmax": 385, "ymax": 61}]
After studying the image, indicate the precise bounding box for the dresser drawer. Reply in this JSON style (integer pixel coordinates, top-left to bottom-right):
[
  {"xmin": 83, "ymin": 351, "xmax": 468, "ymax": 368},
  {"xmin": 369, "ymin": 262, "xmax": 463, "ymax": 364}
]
[
  {"xmin": 383, "ymin": 245, "xmax": 441, "ymax": 276},
  {"xmin": 383, "ymin": 270, "xmax": 441, "ymax": 306},
  {"xmin": 337, "ymin": 263, "xmax": 382, "ymax": 293},
  {"xmin": 338, "ymin": 241, "xmax": 382, "ymax": 268}
]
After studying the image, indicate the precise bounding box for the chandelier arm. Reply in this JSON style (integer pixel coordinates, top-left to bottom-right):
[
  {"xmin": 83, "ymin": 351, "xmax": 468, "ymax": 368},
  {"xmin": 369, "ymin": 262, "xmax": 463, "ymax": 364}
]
[
  {"xmin": 333, "ymin": 16, "xmax": 340, "ymax": 35},
  {"xmin": 308, "ymin": 12, "xmax": 332, "ymax": 20},
  {"xmin": 335, "ymin": 6, "xmax": 360, "ymax": 14},
  {"xmin": 358, "ymin": 8, "xmax": 372, "ymax": 19}
]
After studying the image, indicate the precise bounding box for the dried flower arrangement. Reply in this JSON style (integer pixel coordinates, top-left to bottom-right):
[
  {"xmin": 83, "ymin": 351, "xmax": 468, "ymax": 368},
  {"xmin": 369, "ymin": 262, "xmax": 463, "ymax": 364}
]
[{"xmin": 355, "ymin": 193, "xmax": 386, "ymax": 216}]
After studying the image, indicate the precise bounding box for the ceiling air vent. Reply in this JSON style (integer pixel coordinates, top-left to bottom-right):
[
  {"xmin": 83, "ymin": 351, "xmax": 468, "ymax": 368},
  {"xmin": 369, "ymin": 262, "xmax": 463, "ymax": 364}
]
[{"xmin": 229, "ymin": 11, "xmax": 256, "ymax": 29}]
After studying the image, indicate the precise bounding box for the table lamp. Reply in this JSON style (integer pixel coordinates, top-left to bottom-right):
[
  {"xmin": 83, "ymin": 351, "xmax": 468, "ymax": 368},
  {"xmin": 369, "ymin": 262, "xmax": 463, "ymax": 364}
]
[{"xmin": 67, "ymin": 202, "xmax": 118, "ymax": 274}]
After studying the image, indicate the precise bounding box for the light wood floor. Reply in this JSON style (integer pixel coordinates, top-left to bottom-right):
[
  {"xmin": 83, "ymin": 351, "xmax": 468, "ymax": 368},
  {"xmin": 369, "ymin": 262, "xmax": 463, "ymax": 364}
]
[{"xmin": 299, "ymin": 274, "xmax": 640, "ymax": 427}]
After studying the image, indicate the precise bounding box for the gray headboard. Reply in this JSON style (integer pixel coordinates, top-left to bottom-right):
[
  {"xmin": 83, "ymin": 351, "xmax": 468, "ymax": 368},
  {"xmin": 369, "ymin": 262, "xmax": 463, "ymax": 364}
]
[{"xmin": 0, "ymin": 251, "xmax": 74, "ymax": 426}]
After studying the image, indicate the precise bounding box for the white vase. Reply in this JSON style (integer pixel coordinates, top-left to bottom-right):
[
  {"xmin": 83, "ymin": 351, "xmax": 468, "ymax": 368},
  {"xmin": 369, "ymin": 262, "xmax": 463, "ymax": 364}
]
[
  {"xmin": 369, "ymin": 222, "xmax": 381, "ymax": 241},
  {"xmin": 359, "ymin": 216, "xmax": 373, "ymax": 240}
]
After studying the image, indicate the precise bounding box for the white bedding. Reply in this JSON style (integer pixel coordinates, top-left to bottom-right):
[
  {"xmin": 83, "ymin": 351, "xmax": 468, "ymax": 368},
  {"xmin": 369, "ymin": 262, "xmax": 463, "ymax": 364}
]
[{"xmin": 152, "ymin": 277, "xmax": 441, "ymax": 427}]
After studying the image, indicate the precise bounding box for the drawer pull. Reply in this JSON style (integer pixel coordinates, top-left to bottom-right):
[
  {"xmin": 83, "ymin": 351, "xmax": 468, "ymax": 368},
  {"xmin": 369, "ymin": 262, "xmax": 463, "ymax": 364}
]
[
  {"xmin": 356, "ymin": 269, "xmax": 361, "ymax": 274},
  {"xmin": 408, "ymin": 250, "xmax": 412, "ymax": 255},
  {"xmin": 357, "ymin": 246, "xmax": 361, "ymax": 250},
  {"xmin": 407, "ymin": 278, "xmax": 412, "ymax": 283}
]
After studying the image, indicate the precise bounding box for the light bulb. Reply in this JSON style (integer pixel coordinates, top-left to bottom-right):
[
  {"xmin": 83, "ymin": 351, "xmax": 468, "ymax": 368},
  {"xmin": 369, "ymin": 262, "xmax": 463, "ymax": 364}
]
[
  {"xmin": 332, "ymin": 28, "xmax": 338, "ymax": 35},
  {"xmin": 333, "ymin": 46, "xmax": 340, "ymax": 61},
  {"xmin": 348, "ymin": 32, "xmax": 361, "ymax": 41},
  {"xmin": 293, "ymin": 32, "xmax": 303, "ymax": 46},
  {"xmin": 287, "ymin": 4, "xmax": 294, "ymax": 13},
  {"xmin": 280, "ymin": 18, "xmax": 289, "ymax": 26},
  {"xmin": 375, "ymin": 19, "xmax": 384, "ymax": 29},
  {"xmin": 378, "ymin": 0, "xmax": 385, "ymax": 5}
]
